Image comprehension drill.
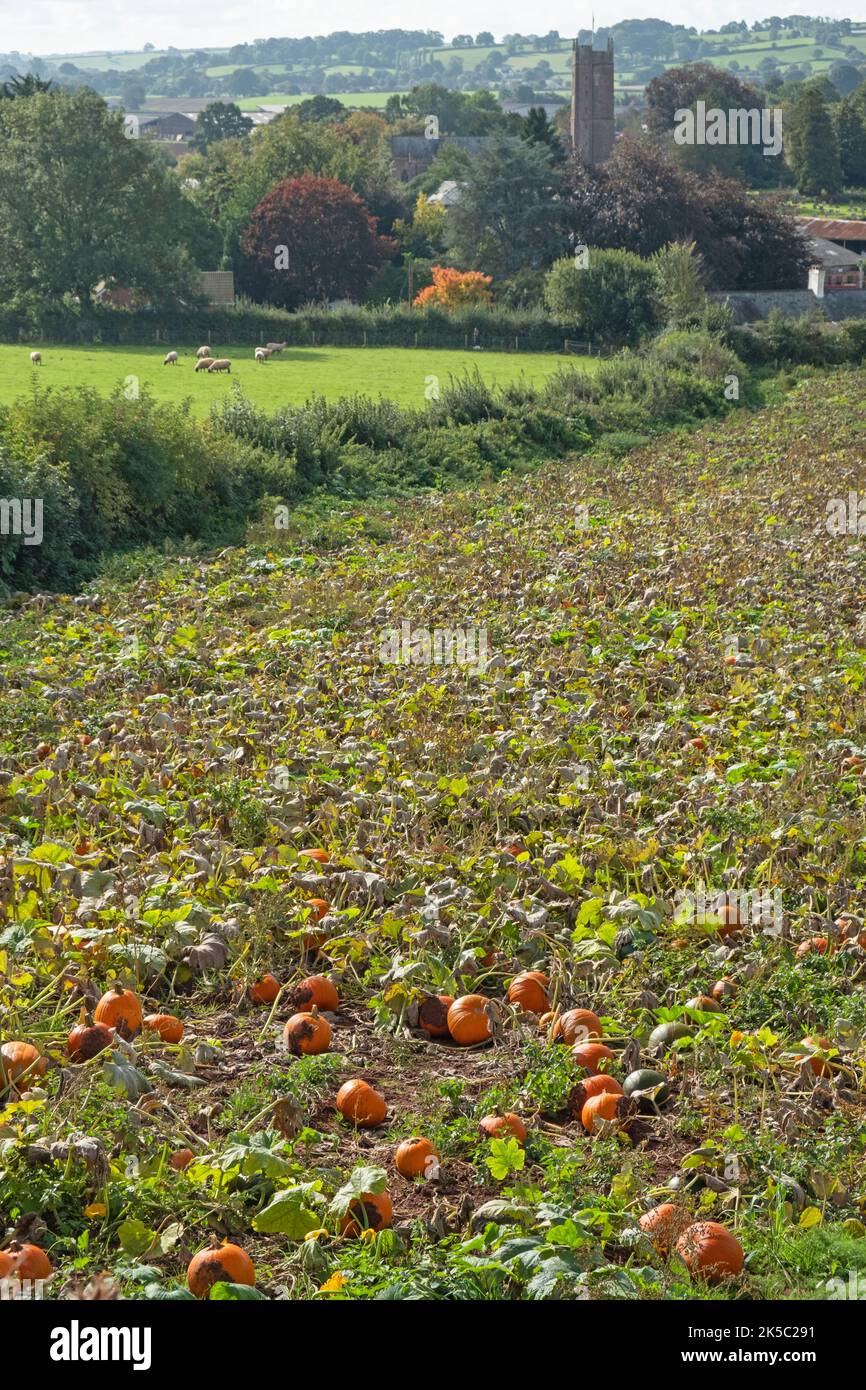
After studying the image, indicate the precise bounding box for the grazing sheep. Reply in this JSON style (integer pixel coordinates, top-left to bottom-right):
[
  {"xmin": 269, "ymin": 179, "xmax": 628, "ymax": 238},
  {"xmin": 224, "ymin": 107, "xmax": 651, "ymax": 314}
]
[
  {"xmin": 196, "ymin": 345, "xmax": 212, "ymax": 359},
  {"xmin": 30, "ymin": 351, "xmax": 42, "ymax": 365},
  {"xmin": 264, "ymin": 341, "xmax": 287, "ymax": 354},
  {"xmin": 254, "ymin": 347, "xmax": 271, "ymax": 362},
  {"xmin": 194, "ymin": 357, "xmax": 215, "ymax": 372},
  {"xmin": 207, "ymin": 358, "xmax": 231, "ymax": 373},
  {"xmin": 163, "ymin": 351, "xmax": 179, "ymax": 366}
]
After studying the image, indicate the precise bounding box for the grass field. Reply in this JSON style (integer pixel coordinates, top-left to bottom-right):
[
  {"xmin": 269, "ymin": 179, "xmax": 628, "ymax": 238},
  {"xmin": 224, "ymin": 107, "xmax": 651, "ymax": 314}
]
[{"xmin": 0, "ymin": 344, "xmax": 588, "ymax": 414}]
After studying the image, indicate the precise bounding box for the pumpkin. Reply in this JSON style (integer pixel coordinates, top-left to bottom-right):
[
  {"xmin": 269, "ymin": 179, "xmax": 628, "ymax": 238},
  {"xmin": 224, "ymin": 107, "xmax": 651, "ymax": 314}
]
[
  {"xmin": 418, "ymin": 993, "xmax": 454, "ymax": 1038},
  {"xmin": 307, "ymin": 898, "xmax": 330, "ymax": 920},
  {"xmin": 623, "ymin": 1068, "xmax": 671, "ymax": 1105},
  {"xmin": 715, "ymin": 897, "xmax": 744, "ymax": 938},
  {"xmin": 340, "ymin": 1191, "xmax": 393, "ymax": 1238},
  {"xmin": 0, "ymin": 1041, "xmax": 46, "ymax": 1093},
  {"xmin": 0, "ymin": 1251, "xmax": 14, "ymax": 1279},
  {"xmin": 570, "ymin": 1073, "xmax": 623, "ymax": 1116},
  {"xmin": 571, "ymin": 1041, "xmax": 615, "ymax": 1073},
  {"xmin": 581, "ymin": 1091, "xmax": 632, "ymax": 1134},
  {"xmin": 93, "ymin": 984, "xmax": 143, "ymax": 1037},
  {"xmin": 648, "ymin": 1022, "xmax": 693, "ymax": 1050},
  {"xmin": 447, "ymin": 994, "xmax": 495, "ymax": 1046},
  {"xmin": 290, "ymin": 974, "xmax": 339, "ymax": 1012},
  {"xmin": 685, "ymin": 995, "xmax": 721, "ymax": 1014},
  {"xmin": 394, "ymin": 1136, "xmax": 439, "ymax": 1179},
  {"xmin": 187, "ymin": 1242, "xmax": 256, "ymax": 1298},
  {"xmin": 249, "ymin": 974, "xmax": 280, "ymax": 1004},
  {"xmin": 336, "ymin": 1078, "xmax": 387, "ymax": 1127},
  {"xmin": 284, "ymin": 1009, "xmax": 332, "ymax": 1056},
  {"xmin": 796, "ymin": 936, "xmax": 829, "ymax": 959},
  {"xmin": 7, "ymin": 1243, "xmax": 52, "ymax": 1280},
  {"xmin": 67, "ymin": 1008, "xmax": 113, "ymax": 1063},
  {"xmin": 299, "ymin": 848, "xmax": 329, "ymax": 863},
  {"xmin": 794, "ymin": 1035, "xmax": 835, "ymax": 1076},
  {"xmin": 639, "ymin": 1203, "xmax": 691, "ymax": 1252},
  {"xmin": 552, "ymin": 1008, "xmax": 603, "ymax": 1044},
  {"xmin": 675, "ymin": 1221, "xmax": 744, "ymax": 1282},
  {"xmin": 143, "ymin": 1013, "xmax": 184, "ymax": 1044},
  {"xmin": 479, "ymin": 1112, "xmax": 528, "ymax": 1144},
  {"xmin": 711, "ymin": 977, "xmax": 737, "ymax": 1002},
  {"xmin": 507, "ymin": 970, "xmax": 549, "ymax": 1014},
  {"xmin": 170, "ymin": 1148, "xmax": 194, "ymax": 1170}
]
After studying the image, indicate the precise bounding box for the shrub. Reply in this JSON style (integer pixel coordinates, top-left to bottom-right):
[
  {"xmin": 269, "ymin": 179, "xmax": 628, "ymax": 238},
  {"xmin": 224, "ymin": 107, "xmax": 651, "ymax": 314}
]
[{"xmin": 544, "ymin": 249, "xmax": 660, "ymax": 345}]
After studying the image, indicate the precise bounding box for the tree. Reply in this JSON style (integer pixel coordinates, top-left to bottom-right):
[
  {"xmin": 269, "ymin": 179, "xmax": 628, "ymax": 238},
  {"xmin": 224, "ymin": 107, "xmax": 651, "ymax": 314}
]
[
  {"xmin": 543, "ymin": 248, "xmax": 659, "ymax": 345},
  {"xmin": 120, "ymin": 80, "xmax": 146, "ymax": 110},
  {"xmin": 828, "ymin": 60, "xmax": 864, "ymax": 95},
  {"xmin": 239, "ymin": 174, "xmax": 395, "ymax": 308},
  {"xmin": 392, "ymin": 192, "xmax": 447, "ymax": 258},
  {"xmin": 447, "ymin": 137, "xmax": 566, "ymax": 278},
  {"xmin": 0, "ymin": 73, "xmax": 52, "ymax": 99},
  {"xmin": 834, "ymin": 95, "xmax": 866, "ymax": 184},
  {"xmin": 191, "ymin": 101, "xmax": 253, "ymax": 151},
  {"xmin": 786, "ymin": 85, "xmax": 843, "ymax": 195},
  {"xmin": 0, "ymin": 87, "xmax": 198, "ymax": 313},
  {"xmin": 651, "ymin": 241, "xmax": 707, "ymax": 325},
  {"xmin": 413, "ymin": 265, "xmax": 492, "ymax": 308},
  {"xmin": 520, "ymin": 107, "xmax": 564, "ymax": 163},
  {"xmin": 295, "ymin": 95, "xmax": 346, "ymax": 123},
  {"xmin": 645, "ymin": 63, "xmax": 782, "ymax": 185}
]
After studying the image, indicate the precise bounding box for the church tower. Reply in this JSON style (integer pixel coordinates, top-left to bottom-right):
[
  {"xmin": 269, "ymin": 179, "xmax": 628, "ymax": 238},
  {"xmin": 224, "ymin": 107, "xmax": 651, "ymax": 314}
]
[{"xmin": 570, "ymin": 37, "xmax": 614, "ymax": 164}]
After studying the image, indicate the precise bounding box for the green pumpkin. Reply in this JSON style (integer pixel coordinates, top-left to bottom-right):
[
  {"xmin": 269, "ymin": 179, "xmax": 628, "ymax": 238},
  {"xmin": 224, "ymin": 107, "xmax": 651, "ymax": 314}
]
[
  {"xmin": 623, "ymin": 1068, "xmax": 672, "ymax": 1103},
  {"xmin": 648, "ymin": 1021, "xmax": 693, "ymax": 1049}
]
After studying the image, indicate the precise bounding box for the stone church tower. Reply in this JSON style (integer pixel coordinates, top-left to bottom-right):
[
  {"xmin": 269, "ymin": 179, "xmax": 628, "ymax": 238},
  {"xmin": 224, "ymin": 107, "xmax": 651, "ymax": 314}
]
[{"xmin": 570, "ymin": 38, "xmax": 614, "ymax": 164}]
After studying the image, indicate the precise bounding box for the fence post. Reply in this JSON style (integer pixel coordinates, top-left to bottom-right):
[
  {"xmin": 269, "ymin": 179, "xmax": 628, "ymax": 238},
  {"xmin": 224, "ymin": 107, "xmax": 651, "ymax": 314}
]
[
  {"xmin": 414, "ymin": 331, "xmax": 418, "ymax": 348},
  {"xmin": 515, "ymin": 335, "xmax": 519, "ymax": 352},
  {"xmin": 363, "ymin": 330, "xmax": 367, "ymax": 347}
]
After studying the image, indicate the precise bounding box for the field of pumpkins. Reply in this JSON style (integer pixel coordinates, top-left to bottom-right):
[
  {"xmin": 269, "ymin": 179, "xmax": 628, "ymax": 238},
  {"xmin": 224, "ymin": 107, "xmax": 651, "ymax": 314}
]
[{"xmin": 2, "ymin": 380, "xmax": 866, "ymax": 1303}]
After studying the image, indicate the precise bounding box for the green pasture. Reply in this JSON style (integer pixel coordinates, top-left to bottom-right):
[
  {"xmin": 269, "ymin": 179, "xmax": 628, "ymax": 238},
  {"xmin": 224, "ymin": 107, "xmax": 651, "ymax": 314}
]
[{"xmin": 0, "ymin": 343, "xmax": 591, "ymax": 415}]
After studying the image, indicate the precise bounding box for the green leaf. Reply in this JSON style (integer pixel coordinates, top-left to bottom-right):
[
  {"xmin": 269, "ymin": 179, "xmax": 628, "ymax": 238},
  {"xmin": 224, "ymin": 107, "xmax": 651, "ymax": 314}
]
[
  {"xmin": 330, "ymin": 1164, "xmax": 388, "ymax": 1215},
  {"xmin": 253, "ymin": 1186, "xmax": 324, "ymax": 1238},
  {"xmin": 118, "ymin": 1218, "xmax": 157, "ymax": 1257},
  {"xmin": 209, "ymin": 1282, "xmax": 268, "ymax": 1300}
]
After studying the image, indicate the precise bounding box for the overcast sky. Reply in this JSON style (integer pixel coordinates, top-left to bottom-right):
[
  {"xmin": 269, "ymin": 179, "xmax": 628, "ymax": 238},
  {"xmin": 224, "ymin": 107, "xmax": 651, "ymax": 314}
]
[{"xmin": 1, "ymin": 1, "xmax": 862, "ymax": 56}]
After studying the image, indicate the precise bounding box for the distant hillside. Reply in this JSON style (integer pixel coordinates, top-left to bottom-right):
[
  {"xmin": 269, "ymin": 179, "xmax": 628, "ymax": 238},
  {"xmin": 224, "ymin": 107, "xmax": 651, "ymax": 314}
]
[{"xmin": 2, "ymin": 16, "xmax": 866, "ymax": 109}]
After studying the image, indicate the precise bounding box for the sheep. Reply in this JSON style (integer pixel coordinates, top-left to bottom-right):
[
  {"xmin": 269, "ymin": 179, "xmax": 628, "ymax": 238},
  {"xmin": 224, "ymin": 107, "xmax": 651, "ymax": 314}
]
[
  {"xmin": 163, "ymin": 351, "xmax": 179, "ymax": 366},
  {"xmin": 254, "ymin": 347, "xmax": 272, "ymax": 363},
  {"xmin": 194, "ymin": 357, "xmax": 215, "ymax": 372},
  {"xmin": 30, "ymin": 351, "xmax": 42, "ymax": 366},
  {"xmin": 264, "ymin": 341, "xmax": 287, "ymax": 354},
  {"xmin": 196, "ymin": 345, "xmax": 212, "ymax": 359},
  {"xmin": 207, "ymin": 358, "xmax": 231, "ymax": 373}
]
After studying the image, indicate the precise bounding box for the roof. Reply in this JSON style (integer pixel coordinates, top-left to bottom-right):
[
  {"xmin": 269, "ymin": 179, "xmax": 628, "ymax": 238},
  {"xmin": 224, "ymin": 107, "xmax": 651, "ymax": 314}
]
[
  {"xmin": 803, "ymin": 234, "xmax": 864, "ymax": 269},
  {"xmin": 799, "ymin": 217, "xmax": 866, "ymax": 242},
  {"xmin": 427, "ymin": 180, "xmax": 462, "ymax": 207}
]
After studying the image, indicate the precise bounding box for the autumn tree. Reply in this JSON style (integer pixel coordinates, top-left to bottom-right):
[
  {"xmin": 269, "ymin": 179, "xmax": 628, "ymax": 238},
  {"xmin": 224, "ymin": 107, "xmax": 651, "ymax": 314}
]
[
  {"xmin": 239, "ymin": 174, "xmax": 396, "ymax": 308},
  {"xmin": 413, "ymin": 265, "xmax": 492, "ymax": 309}
]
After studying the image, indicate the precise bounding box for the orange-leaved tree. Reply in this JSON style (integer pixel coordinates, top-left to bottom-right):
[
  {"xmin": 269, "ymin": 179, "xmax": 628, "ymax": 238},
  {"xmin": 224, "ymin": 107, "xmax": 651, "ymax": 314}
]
[{"xmin": 413, "ymin": 265, "xmax": 493, "ymax": 310}]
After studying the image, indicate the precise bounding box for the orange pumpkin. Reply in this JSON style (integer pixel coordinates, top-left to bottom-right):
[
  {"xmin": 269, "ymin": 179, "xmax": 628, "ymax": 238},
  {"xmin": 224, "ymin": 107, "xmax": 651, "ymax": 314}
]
[
  {"xmin": 479, "ymin": 1112, "xmax": 528, "ymax": 1144},
  {"xmin": 187, "ymin": 1243, "xmax": 256, "ymax": 1298},
  {"xmin": 0, "ymin": 1041, "xmax": 46, "ymax": 1093},
  {"xmin": 685, "ymin": 995, "xmax": 721, "ymax": 1014},
  {"xmin": 290, "ymin": 974, "xmax": 339, "ymax": 1012},
  {"xmin": 711, "ymin": 978, "xmax": 737, "ymax": 1002},
  {"xmin": 571, "ymin": 1041, "xmax": 615, "ymax": 1073},
  {"xmin": 170, "ymin": 1148, "xmax": 194, "ymax": 1170},
  {"xmin": 552, "ymin": 1008, "xmax": 603, "ymax": 1044},
  {"xmin": 0, "ymin": 1251, "xmax": 14, "ymax": 1280},
  {"xmin": 299, "ymin": 848, "xmax": 329, "ymax": 864},
  {"xmin": 796, "ymin": 936, "xmax": 829, "ymax": 959},
  {"xmin": 675, "ymin": 1221, "xmax": 744, "ymax": 1282},
  {"xmin": 394, "ymin": 1137, "xmax": 439, "ymax": 1179},
  {"xmin": 143, "ymin": 1013, "xmax": 184, "ymax": 1044},
  {"xmin": 794, "ymin": 1035, "xmax": 835, "ymax": 1076},
  {"xmin": 447, "ymin": 994, "xmax": 495, "ymax": 1046},
  {"xmin": 249, "ymin": 974, "xmax": 280, "ymax": 1004},
  {"xmin": 283, "ymin": 1009, "xmax": 332, "ymax": 1056},
  {"xmin": 639, "ymin": 1203, "xmax": 692, "ymax": 1252},
  {"xmin": 507, "ymin": 970, "xmax": 549, "ymax": 1014},
  {"xmin": 581, "ymin": 1091, "xmax": 630, "ymax": 1134},
  {"xmin": 307, "ymin": 898, "xmax": 330, "ymax": 920},
  {"xmin": 336, "ymin": 1078, "xmax": 387, "ymax": 1127},
  {"xmin": 418, "ymin": 993, "xmax": 454, "ymax": 1038},
  {"xmin": 716, "ymin": 898, "xmax": 744, "ymax": 938},
  {"xmin": 7, "ymin": 1243, "xmax": 52, "ymax": 1280},
  {"xmin": 340, "ymin": 1191, "xmax": 393, "ymax": 1238},
  {"xmin": 570, "ymin": 1073, "xmax": 623, "ymax": 1115},
  {"xmin": 67, "ymin": 1008, "xmax": 113, "ymax": 1062},
  {"xmin": 93, "ymin": 984, "xmax": 143, "ymax": 1037}
]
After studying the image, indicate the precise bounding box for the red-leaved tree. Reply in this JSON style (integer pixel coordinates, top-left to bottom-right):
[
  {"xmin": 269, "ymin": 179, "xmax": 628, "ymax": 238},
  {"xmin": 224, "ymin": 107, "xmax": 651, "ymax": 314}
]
[{"xmin": 239, "ymin": 174, "xmax": 395, "ymax": 309}]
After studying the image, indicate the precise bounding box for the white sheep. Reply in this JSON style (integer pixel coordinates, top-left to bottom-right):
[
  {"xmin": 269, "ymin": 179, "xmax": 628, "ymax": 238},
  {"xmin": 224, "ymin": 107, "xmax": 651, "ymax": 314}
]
[
  {"xmin": 163, "ymin": 351, "xmax": 179, "ymax": 366},
  {"xmin": 207, "ymin": 358, "xmax": 231, "ymax": 373},
  {"xmin": 30, "ymin": 351, "xmax": 42, "ymax": 366},
  {"xmin": 196, "ymin": 345, "xmax": 212, "ymax": 359},
  {"xmin": 254, "ymin": 347, "xmax": 271, "ymax": 362},
  {"xmin": 264, "ymin": 341, "xmax": 287, "ymax": 354},
  {"xmin": 194, "ymin": 357, "xmax": 215, "ymax": 372}
]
